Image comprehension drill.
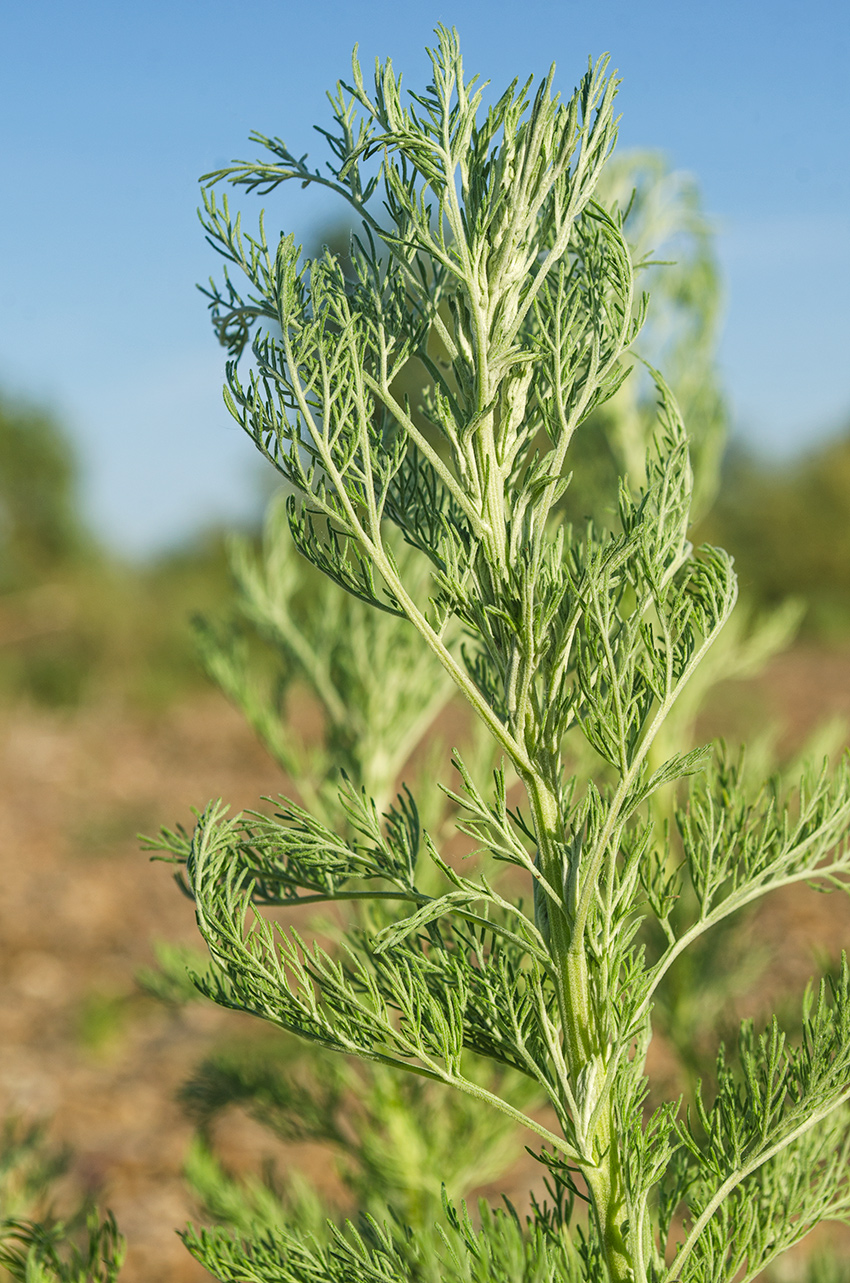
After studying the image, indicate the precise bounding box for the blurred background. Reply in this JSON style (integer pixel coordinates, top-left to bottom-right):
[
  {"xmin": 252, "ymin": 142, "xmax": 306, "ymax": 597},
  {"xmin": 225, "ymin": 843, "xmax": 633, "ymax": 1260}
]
[{"xmin": 1, "ymin": 1, "xmax": 849, "ymax": 1279}]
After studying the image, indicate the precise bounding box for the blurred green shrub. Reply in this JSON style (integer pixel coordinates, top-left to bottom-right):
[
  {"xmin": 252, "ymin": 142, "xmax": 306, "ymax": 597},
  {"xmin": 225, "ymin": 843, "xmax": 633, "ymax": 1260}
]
[
  {"xmin": 563, "ymin": 150, "xmax": 727, "ymax": 528},
  {"xmin": 0, "ymin": 1209, "xmax": 124, "ymax": 1283},
  {"xmin": 0, "ymin": 1121, "xmax": 70, "ymax": 1224},
  {"xmin": 704, "ymin": 427, "xmax": 850, "ymax": 641},
  {"xmin": 0, "ymin": 396, "xmax": 92, "ymax": 592},
  {"xmin": 0, "ymin": 1122, "xmax": 123, "ymax": 1283},
  {"xmin": 0, "ymin": 391, "xmax": 242, "ymax": 710}
]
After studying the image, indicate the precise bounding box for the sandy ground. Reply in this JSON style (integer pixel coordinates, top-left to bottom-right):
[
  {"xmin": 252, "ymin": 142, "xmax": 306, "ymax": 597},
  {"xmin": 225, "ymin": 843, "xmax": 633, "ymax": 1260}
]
[
  {"xmin": 0, "ymin": 693, "xmax": 290, "ymax": 1280},
  {"xmin": 1, "ymin": 647, "xmax": 849, "ymax": 1280}
]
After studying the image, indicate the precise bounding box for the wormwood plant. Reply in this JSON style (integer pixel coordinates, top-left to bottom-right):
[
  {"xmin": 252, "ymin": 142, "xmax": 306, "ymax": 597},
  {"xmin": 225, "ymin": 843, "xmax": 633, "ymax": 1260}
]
[
  {"xmin": 194, "ymin": 513, "xmax": 458, "ymax": 822},
  {"xmin": 0, "ymin": 1122, "xmax": 124, "ymax": 1283},
  {"xmin": 155, "ymin": 29, "xmax": 850, "ymax": 1281},
  {"xmin": 179, "ymin": 142, "xmax": 795, "ymax": 1241}
]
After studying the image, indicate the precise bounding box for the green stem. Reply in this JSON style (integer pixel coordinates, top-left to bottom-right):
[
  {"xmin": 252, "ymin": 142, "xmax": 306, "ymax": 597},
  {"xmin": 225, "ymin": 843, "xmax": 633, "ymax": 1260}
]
[
  {"xmin": 585, "ymin": 1152, "xmax": 632, "ymax": 1283},
  {"xmin": 525, "ymin": 772, "xmax": 633, "ymax": 1282}
]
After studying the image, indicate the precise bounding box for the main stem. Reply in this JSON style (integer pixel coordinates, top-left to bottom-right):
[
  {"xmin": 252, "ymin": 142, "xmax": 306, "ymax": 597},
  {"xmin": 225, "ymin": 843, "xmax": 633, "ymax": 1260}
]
[
  {"xmin": 526, "ymin": 773, "xmax": 632, "ymax": 1282},
  {"xmin": 463, "ymin": 280, "xmax": 633, "ymax": 1277}
]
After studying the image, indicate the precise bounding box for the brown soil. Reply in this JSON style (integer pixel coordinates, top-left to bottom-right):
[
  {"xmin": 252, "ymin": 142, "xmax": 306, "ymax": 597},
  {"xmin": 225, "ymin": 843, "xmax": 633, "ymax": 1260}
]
[
  {"xmin": 0, "ymin": 693, "xmax": 289, "ymax": 1281},
  {"xmin": 1, "ymin": 646, "xmax": 849, "ymax": 1280}
]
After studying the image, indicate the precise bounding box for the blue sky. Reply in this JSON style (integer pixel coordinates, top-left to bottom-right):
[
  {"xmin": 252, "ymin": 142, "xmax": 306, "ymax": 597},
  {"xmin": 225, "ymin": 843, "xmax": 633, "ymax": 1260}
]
[{"xmin": 1, "ymin": 0, "xmax": 848, "ymax": 555}]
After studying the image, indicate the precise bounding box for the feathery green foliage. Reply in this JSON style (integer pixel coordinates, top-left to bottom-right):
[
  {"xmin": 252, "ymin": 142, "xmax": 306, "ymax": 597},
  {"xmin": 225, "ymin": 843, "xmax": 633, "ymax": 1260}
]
[
  {"xmin": 153, "ymin": 29, "xmax": 850, "ymax": 1281},
  {"xmin": 0, "ymin": 1211, "xmax": 124, "ymax": 1283},
  {"xmin": 0, "ymin": 1123, "xmax": 124, "ymax": 1283},
  {"xmin": 194, "ymin": 511, "xmax": 457, "ymax": 819}
]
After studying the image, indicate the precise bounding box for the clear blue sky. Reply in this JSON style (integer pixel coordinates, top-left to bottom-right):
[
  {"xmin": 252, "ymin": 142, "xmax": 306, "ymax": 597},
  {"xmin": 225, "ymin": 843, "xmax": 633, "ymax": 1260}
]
[{"xmin": 1, "ymin": 0, "xmax": 848, "ymax": 555}]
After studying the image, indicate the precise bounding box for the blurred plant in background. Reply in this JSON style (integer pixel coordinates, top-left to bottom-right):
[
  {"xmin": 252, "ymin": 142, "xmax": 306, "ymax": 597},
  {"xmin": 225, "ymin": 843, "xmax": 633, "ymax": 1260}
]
[
  {"xmin": 568, "ymin": 150, "xmax": 726, "ymax": 525},
  {"xmin": 0, "ymin": 393, "xmax": 236, "ymax": 711},
  {"xmin": 194, "ymin": 515, "xmax": 458, "ymax": 823},
  {"xmin": 0, "ymin": 1121, "xmax": 70, "ymax": 1225},
  {"xmin": 0, "ymin": 395, "xmax": 98, "ymax": 707},
  {"xmin": 0, "ymin": 1120, "xmax": 124, "ymax": 1283},
  {"xmin": 0, "ymin": 397, "xmax": 93, "ymax": 593},
  {"xmin": 703, "ymin": 429, "xmax": 850, "ymax": 641}
]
